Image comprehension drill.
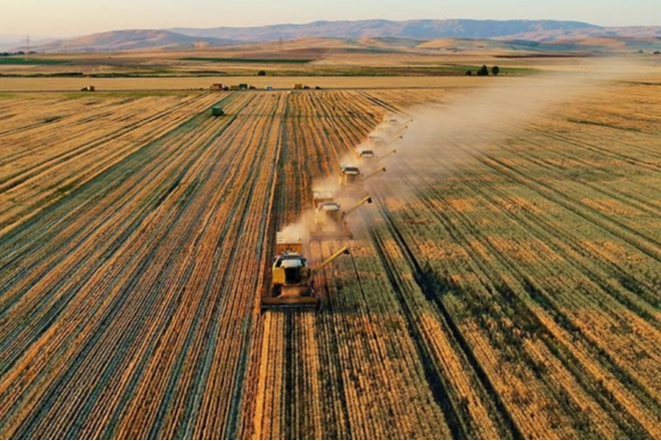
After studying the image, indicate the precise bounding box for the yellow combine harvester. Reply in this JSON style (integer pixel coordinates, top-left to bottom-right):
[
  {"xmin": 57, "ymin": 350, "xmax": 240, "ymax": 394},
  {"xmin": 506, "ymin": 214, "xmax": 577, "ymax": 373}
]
[
  {"xmin": 338, "ymin": 166, "xmax": 386, "ymax": 191},
  {"xmin": 311, "ymin": 195, "xmax": 373, "ymax": 240},
  {"xmin": 261, "ymin": 233, "xmax": 350, "ymax": 310}
]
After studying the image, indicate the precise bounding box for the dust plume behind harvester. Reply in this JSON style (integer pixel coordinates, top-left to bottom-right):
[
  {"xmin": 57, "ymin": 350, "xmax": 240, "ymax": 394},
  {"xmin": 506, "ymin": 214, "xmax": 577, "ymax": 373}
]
[{"xmin": 260, "ymin": 232, "xmax": 350, "ymax": 311}]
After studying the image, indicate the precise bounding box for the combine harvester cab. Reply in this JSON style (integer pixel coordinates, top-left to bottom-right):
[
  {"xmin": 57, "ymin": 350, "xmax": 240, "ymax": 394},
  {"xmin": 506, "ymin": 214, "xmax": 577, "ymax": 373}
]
[
  {"xmin": 355, "ymin": 148, "xmax": 376, "ymax": 164},
  {"xmin": 261, "ymin": 233, "xmax": 350, "ymax": 311},
  {"xmin": 338, "ymin": 166, "xmax": 363, "ymax": 189},
  {"xmin": 338, "ymin": 166, "xmax": 386, "ymax": 196},
  {"xmin": 311, "ymin": 196, "xmax": 373, "ymax": 241}
]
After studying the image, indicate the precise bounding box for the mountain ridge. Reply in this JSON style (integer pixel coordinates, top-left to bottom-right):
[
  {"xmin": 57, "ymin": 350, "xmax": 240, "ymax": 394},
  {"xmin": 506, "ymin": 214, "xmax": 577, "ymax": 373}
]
[{"xmin": 16, "ymin": 19, "xmax": 661, "ymax": 53}]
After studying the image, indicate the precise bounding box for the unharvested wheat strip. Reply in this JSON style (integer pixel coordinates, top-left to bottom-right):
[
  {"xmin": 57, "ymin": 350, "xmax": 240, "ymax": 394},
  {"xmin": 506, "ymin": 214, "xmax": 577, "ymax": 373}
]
[
  {"xmin": 398, "ymin": 126, "xmax": 661, "ymax": 434},
  {"xmin": 372, "ymin": 174, "xmax": 568, "ymax": 434},
  {"xmin": 341, "ymin": 243, "xmax": 432, "ymax": 437},
  {"xmin": 417, "ymin": 312, "xmax": 502, "ymax": 438},
  {"xmin": 530, "ymin": 305, "xmax": 661, "ymax": 438},
  {"xmin": 364, "ymin": 186, "xmax": 497, "ymax": 436},
  {"xmin": 522, "ymin": 338, "xmax": 622, "ymax": 438},
  {"xmin": 241, "ymin": 96, "xmax": 289, "ymax": 439},
  {"xmin": 459, "ymin": 322, "xmax": 563, "ymax": 439}
]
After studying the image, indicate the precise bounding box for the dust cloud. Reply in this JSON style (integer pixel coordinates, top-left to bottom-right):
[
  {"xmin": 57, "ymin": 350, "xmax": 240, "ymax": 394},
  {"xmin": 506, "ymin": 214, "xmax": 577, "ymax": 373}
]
[
  {"xmin": 278, "ymin": 58, "xmax": 642, "ymax": 245},
  {"xmin": 366, "ymin": 57, "xmax": 642, "ymax": 201}
]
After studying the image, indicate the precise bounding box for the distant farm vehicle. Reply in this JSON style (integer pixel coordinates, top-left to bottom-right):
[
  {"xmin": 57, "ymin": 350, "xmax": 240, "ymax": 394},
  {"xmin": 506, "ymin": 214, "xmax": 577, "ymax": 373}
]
[
  {"xmin": 211, "ymin": 106, "xmax": 225, "ymax": 117},
  {"xmin": 356, "ymin": 149, "xmax": 376, "ymax": 159}
]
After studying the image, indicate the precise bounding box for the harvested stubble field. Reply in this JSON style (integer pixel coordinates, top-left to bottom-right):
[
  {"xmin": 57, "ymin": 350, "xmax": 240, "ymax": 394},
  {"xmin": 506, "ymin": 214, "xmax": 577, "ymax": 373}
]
[{"xmin": 1, "ymin": 81, "xmax": 661, "ymax": 439}]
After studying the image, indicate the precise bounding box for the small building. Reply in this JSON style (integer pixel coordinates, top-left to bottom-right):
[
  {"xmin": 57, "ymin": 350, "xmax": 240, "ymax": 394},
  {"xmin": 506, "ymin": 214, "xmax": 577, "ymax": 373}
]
[
  {"xmin": 239, "ymin": 83, "xmax": 249, "ymax": 90},
  {"xmin": 293, "ymin": 83, "xmax": 303, "ymax": 90},
  {"xmin": 210, "ymin": 83, "xmax": 224, "ymax": 91},
  {"xmin": 230, "ymin": 85, "xmax": 240, "ymax": 91}
]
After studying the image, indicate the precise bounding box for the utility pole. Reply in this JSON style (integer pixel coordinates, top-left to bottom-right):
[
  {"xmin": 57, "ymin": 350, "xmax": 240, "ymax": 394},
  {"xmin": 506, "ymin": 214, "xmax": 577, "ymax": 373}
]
[{"xmin": 26, "ymin": 34, "xmax": 30, "ymax": 58}]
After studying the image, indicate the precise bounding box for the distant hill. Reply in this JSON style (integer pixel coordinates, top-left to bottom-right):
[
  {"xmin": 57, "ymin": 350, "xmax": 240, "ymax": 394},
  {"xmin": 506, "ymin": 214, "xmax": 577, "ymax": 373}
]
[
  {"xmin": 171, "ymin": 19, "xmax": 600, "ymax": 42},
  {"xmin": 17, "ymin": 20, "xmax": 661, "ymax": 54},
  {"xmin": 23, "ymin": 30, "xmax": 238, "ymax": 53}
]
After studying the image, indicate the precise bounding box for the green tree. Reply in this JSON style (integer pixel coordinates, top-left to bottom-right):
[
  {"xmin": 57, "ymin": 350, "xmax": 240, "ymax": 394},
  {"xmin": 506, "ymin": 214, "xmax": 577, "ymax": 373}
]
[
  {"xmin": 477, "ymin": 65, "xmax": 489, "ymax": 76},
  {"xmin": 492, "ymin": 66, "xmax": 500, "ymax": 76}
]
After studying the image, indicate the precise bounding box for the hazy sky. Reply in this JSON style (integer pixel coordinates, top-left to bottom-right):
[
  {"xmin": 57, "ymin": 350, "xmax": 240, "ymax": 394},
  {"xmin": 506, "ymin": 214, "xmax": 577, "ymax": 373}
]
[{"xmin": 3, "ymin": 0, "xmax": 659, "ymax": 38}]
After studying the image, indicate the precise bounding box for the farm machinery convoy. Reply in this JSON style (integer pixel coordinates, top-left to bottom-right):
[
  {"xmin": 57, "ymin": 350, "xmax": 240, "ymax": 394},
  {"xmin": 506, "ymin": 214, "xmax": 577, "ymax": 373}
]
[{"xmin": 261, "ymin": 114, "xmax": 409, "ymax": 310}]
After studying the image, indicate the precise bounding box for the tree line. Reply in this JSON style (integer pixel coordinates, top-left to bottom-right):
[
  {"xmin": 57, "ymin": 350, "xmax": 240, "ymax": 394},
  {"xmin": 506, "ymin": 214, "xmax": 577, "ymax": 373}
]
[{"xmin": 466, "ymin": 65, "xmax": 500, "ymax": 76}]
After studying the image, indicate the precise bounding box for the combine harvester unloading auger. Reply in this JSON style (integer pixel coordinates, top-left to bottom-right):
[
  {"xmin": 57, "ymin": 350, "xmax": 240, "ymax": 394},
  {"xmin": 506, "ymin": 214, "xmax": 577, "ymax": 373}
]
[
  {"xmin": 261, "ymin": 233, "xmax": 350, "ymax": 310},
  {"xmin": 311, "ymin": 195, "xmax": 373, "ymax": 240}
]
